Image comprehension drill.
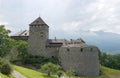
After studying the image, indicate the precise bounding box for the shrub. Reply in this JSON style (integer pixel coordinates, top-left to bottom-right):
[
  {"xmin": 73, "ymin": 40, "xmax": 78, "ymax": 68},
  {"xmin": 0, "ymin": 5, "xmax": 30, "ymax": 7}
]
[
  {"xmin": 23, "ymin": 55, "xmax": 59, "ymax": 69},
  {"xmin": 0, "ymin": 58, "xmax": 4, "ymax": 68},
  {"xmin": 57, "ymin": 70, "xmax": 64, "ymax": 78},
  {"xmin": 66, "ymin": 68, "xmax": 75, "ymax": 78},
  {"xmin": 1, "ymin": 63, "xmax": 12, "ymax": 75},
  {"xmin": 41, "ymin": 62, "xmax": 60, "ymax": 76}
]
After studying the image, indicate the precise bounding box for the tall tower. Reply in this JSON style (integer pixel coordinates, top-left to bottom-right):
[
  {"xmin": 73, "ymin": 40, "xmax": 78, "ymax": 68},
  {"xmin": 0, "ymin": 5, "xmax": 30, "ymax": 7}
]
[{"xmin": 28, "ymin": 17, "xmax": 49, "ymax": 56}]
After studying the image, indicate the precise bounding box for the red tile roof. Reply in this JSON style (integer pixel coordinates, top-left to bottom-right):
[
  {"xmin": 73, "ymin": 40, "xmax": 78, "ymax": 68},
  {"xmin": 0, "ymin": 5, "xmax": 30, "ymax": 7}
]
[{"xmin": 29, "ymin": 17, "xmax": 47, "ymax": 26}]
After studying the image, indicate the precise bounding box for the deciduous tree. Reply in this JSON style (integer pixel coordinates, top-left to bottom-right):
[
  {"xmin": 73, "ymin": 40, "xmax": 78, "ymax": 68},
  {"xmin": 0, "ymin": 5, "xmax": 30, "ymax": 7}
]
[
  {"xmin": 41, "ymin": 62, "xmax": 60, "ymax": 76},
  {"xmin": 66, "ymin": 68, "xmax": 75, "ymax": 78},
  {"xmin": 0, "ymin": 25, "xmax": 13, "ymax": 57}
]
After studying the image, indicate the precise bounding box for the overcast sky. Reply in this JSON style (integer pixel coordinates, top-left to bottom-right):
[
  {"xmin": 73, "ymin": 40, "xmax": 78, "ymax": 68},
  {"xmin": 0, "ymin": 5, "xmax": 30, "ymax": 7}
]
[{"xmin": 0, "ymin": 0, "xmax": 120, "ymax": 39}]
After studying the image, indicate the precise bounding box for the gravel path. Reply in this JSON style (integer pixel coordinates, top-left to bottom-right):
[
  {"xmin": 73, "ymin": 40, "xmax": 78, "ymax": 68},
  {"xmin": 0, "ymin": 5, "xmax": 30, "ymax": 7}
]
[
  {"xmin": 12, "ymin": 70, "xmax": 27, "ymax": 78},
  {"xmin": 60, "ymin": 76, "xmax": 69, "ymax": 78}
]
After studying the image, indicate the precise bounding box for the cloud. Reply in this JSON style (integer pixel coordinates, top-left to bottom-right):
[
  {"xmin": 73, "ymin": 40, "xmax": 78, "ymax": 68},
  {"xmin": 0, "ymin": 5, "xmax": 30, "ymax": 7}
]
[
  {"xmin": 86, "ymin": 0, "xmax": 120, "ymax": 34},
  {"xmin": 0, "ymin": 21, "xmax": 8, "ymax": 25},
  {"xmin": 0, "ymin": 15, "xmax": 8, "ymax": 25},
  {"xmin": 1, "ymin": 0, "xmax": 120, "ymax": 35},
  {"xmin": 0, "ymin": 0, "xmax": 120, "ymax": 53},
  {"xmin": 62, "ymin": 21, "xmax": 82, "ymax": 33},
  {"xmin": 0, "ymin": 20, "xmax": 15, "ymax": 35}
]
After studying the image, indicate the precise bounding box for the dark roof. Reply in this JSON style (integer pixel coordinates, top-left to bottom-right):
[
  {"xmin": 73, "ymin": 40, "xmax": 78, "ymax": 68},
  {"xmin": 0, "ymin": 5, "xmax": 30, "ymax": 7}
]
[
  {"xmin": 46, "ymin": 43, "xmax": 63, "ymax": 47},
  {"xmin": 11, "ymin": 36, "xmax": 28, "ymax": 41},
  {"xmin": 29, "ymin": 17, "xmax": 47, "ymax": 26}
]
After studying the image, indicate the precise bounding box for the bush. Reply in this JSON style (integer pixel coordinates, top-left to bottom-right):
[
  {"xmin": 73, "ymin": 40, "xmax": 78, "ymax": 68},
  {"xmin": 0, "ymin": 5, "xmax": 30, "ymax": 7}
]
[
  {"xmin": 66, "ymin": 68, "xmax": 75, "ymax": 78},
  {"xmin": 57, "ymin": 70, "xmax": 64, "ymax": 78},
  {"xmin": 1, "ymin": 63, "xmax": 12, "ymax": 75},
  {"xmin": 0, "ymin": 58, "xmax": 4, "ymax": 68},
  {"xmin": 100, "ymin": 52, "xmax": 120, "ymax": 70},
  {"xmin": 41, "ymin": 62, "xmax": 60, "ymax": 76},
  {"xmin": 23, "ymin": 55, "xmax": 59, "ymax": 69}
]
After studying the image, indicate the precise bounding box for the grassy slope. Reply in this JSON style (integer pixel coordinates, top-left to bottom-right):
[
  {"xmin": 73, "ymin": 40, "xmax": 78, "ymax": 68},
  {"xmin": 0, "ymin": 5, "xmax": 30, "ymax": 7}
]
[
  {"xmin": 0, "ymin": 73, "xmax": 15, "ymax": 78},
  {"xmin": 76, "ymin": 66, "xmax": 120, "ymax": 78},
  {"xmin": 13, "ymin": 65, "xmax": 120, "ymax": 78},
  {"xmin": 101, "ymin": 66, "xmax": 120, "ymax": 78},
  {"xmin": 13, "ymin": 65, "xmax": 57, "ymax": 78}
]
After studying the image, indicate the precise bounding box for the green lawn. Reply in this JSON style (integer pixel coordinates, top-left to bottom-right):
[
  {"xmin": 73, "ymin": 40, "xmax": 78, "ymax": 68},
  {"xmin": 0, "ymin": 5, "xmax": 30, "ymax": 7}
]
[
  {"xmin": 12, "ymin": 65, "xmax": 120, "ymax": 78},
  {"xmin": 101, "ymin": 66, "xmax": 120, "ymax": 78},
  {"xmin": 0, "ymin": 73, "xmax": 15, "ymax": 78},
  {"xmin": 75, "ymin": 66, "xmax": 120, "ymax": 78},
  {"xmin": 13, "ymin": 65, "xmax": 57, "ymax": 78}
]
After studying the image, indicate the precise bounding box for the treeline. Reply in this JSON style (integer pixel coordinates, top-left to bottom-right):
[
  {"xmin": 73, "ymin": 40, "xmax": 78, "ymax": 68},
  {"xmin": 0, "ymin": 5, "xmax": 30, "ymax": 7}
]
[
  {"xmin": 0, "ymin": 25, "xmax": 13, "ymax": 75},
  {"xmin": 99, "ymin": 52, "xmax": 120, "ymax": 70}
]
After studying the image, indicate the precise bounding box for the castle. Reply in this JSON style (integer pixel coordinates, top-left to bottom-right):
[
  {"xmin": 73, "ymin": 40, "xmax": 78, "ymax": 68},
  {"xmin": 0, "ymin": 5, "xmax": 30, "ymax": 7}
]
[{"xmin": 11, "ymin": 17, "xmax": 100, "ymax": 76}]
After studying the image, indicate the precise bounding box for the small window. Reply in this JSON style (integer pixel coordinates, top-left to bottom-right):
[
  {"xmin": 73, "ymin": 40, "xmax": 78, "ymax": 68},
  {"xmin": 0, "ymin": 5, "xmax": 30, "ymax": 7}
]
[
  {"xmin": 41, "ymin": 32, "xmax": 43, "ymax": 34},
  {"xmin": 67, "ymin": 48, "xmax": 70, "ymax": 51},
  {"xmin": 90, "ymin": 48, "xmax": 93, "ymax": 51},
  {"xmin": 80, "ymin": 48, "xmax": 83, "ymax": 52},
  {"xmin": 41, "ymin": 35, "xmax": 43, "ymax": 37},
  {"xmin": 52, "ymin": 56, "xmax": 54, "ymax": 58}
]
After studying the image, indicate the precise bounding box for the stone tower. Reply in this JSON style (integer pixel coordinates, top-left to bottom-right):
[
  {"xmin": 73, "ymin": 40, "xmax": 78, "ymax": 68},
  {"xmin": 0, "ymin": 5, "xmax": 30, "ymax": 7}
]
[{"xmin": 28, "ymin": 17, "xmax": 49, "ymax": 56}]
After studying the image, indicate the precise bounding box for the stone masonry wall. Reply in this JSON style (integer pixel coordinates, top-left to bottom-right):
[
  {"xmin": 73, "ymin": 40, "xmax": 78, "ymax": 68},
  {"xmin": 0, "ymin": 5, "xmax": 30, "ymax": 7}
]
[
  {"xmin": 45, "ymin": 47, "xmax": 59, "ymax": 58},
  {"xmin": 28, "ymin": 25, "xmax": 49, "ymax": 56},
  {"xmin": 59, "ymin": 46, "xmax": 100, "ymax": 76}
]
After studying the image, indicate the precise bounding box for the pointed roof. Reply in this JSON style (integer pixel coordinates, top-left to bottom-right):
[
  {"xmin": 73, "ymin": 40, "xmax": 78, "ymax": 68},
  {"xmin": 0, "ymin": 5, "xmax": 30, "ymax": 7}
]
[{"xmin": 29, "ymin": 17, "xmax": 47, "ymax": 26}]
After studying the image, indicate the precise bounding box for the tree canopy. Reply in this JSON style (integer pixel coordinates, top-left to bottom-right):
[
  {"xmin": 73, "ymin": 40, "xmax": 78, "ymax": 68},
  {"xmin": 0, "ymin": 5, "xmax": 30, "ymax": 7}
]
[
  {"xmin": 0, "ymin": 25, "xmax": 14, "ymax": 57},
  {"xmin": 41, "ymin": 62, "xmax": 60, "ymax": 76},
  {"xmin": 100, "ymin": 52, "xmax": 120, "ymax": 70}
]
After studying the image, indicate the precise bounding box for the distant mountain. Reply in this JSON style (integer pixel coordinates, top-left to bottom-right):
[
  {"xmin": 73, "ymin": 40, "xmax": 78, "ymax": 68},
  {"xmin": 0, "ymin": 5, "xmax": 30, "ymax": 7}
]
[
  {"xmin": 84, "ymin": 31, "xmax": 120, "ymax": 54},
  {"xmin": 41, "ymin": 29, "xmax": 120, "ymax": 54}
]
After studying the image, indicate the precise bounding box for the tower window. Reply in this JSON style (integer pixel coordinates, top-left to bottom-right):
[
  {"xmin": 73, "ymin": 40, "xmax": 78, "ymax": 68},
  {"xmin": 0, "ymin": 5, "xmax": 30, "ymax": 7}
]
[
  {"xmin": 67, "ymin": 48, "xmax": 70, "ymax": 51},
  {"xmin": 80, "ymin": 48, "xmax": 83, "ymax": 52}
]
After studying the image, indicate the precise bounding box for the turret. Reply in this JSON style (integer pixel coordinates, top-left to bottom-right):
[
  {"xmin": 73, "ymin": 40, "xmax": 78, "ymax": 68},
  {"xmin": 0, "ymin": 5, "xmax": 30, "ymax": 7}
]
[{"xmin": 28, "ymin": 17, "xmax": 49, "ymax": 55}]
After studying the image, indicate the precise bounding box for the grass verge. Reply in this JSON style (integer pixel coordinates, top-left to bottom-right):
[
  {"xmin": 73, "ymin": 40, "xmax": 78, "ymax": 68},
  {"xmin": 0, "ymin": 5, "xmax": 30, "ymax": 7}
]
[
  {"xmin": 75, "ymin": 66, "xmax": 120, "ymax": 78},
  {"xmin": 13, "ymin": 65, "xmax": 57, "ymax": 78},
  {"xmin": 0, "ymin": 73, "xmax": 15, "ymax": 78},
  {"xmin": 12, "ymin": 65, "xmax": 120, "ymax": 78}
]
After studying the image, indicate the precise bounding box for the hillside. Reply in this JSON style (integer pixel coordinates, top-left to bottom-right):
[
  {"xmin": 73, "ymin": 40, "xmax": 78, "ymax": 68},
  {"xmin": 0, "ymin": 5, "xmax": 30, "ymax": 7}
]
[
  {"xmin": 13, "ymin": 65, "xmax": 57, "ymax": 78},
  {"xmin": 0, "ymin": 65, "xmax": 120, "ymax": 78},
  {"xmin": 13, "ymin": 65, "xmax": 120, "ymax": 78},
  {"xmin": 101, "ymin": 66, "xmax": 120, "ymax": 78},
  {"xmin": 0, "ymin": 73, "xmax": 15, "ymax": 78},
  {"xmin": 76, "ymin": 66, "xmax": 120, "ymax": 78}
]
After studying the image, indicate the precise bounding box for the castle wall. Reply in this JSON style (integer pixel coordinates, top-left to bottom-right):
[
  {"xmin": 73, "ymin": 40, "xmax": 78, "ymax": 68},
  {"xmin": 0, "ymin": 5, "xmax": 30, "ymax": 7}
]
[
  {"xmin": 45, "ymin": 47, "xmax": 59, "ymax": 57},
  {"xmin": 28, "ymin": 25, "xmax": 49, "ymax": 56},
  {"xmin": 27, "ymin": 17, "xmax": 100, "ymax": 76},
  {"xmin": 59, "ymin": 46, "xmax": 100, "ymax": 76}
]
